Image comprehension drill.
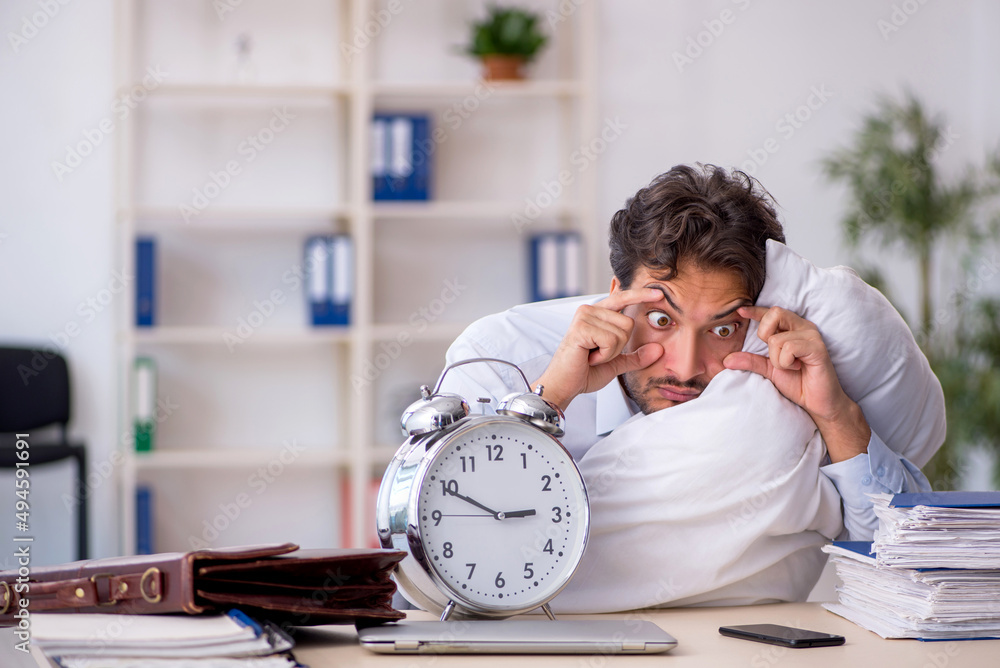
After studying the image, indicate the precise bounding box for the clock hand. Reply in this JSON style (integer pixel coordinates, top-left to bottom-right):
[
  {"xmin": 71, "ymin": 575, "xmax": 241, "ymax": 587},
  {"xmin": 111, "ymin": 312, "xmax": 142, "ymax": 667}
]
[
  {"xmin": 445, "ymin": 488, "xmax": 501, "ymax": 519},
  {"xmin": 499, "ymin": 509, "xmax": 536, "ymax": 518}
]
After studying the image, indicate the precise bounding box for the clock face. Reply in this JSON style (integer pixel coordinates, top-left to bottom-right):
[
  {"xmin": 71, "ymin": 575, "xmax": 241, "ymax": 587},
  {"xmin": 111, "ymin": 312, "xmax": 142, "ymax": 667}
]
[{"xmin": 415, "ymin": 418, "xmax": 588, "ymax": 612}]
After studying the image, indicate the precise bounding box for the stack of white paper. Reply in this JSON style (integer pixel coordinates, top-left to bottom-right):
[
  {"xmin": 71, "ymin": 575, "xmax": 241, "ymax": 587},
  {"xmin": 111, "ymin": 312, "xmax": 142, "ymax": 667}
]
[
  {"xmin": 822, "ymin": 491, "xmax": 1000, "ymax": 640},
  {"xmin": 871, "ymin": 493, "xmax": 1000, "ymax": 569},
  {"xmin": 30, "ymin": 613, "xmax": 298, "ymax": 667}
]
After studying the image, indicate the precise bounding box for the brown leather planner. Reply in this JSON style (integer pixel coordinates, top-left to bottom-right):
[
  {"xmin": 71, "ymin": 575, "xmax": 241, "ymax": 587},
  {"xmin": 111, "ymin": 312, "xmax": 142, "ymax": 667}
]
[{"xmin": 0, "ymin": 543, "xmax": 406, "ymax": 627}]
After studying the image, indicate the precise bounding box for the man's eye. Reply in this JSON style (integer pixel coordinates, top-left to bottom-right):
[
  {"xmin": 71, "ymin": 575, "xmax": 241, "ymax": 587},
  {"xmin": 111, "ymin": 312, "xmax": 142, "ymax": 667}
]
[
  {"xmin": 646, "ymin": 311, "xmax": 672, "ymax": 328},
  {"xmin": 712, "ymin": 323, "xmax": 739, "ymax": 338}
]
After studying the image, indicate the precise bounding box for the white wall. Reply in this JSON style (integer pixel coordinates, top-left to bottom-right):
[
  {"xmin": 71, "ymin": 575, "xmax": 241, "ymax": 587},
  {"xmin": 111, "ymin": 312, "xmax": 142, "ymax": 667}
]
[
  {"xmin": 1, "ymin": 0, "xmax": 998, "ymax": 562},
  {"xmin": 1, "ymin": 0, "xmax": 116, "ymax": 566},
  {"xmin": 594, "ymin": 1, "xmax": 1000, "ymax": 315}
]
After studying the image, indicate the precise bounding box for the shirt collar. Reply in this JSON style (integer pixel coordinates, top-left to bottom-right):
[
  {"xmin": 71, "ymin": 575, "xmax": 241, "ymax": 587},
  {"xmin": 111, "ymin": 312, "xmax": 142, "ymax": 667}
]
[{"xmin": 595, "ymin": 378, "xmax": 640, "ymax": 436}]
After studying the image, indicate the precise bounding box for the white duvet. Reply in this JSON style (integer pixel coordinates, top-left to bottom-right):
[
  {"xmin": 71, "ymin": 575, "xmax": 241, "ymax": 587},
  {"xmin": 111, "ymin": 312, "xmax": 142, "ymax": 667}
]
[{"xmin": 552, "ymin": 240, "xmax": 945, "ymax": 612}]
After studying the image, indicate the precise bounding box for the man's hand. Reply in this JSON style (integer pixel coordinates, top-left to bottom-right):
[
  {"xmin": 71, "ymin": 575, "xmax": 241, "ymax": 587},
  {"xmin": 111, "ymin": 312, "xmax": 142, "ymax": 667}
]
[
  {"xmin": 723, "ymin": 305, "xmax": 870, "ymax": 463},
  {"xmin": 532, "ymin": 289, "xmax": 664, "ymax": 411}
]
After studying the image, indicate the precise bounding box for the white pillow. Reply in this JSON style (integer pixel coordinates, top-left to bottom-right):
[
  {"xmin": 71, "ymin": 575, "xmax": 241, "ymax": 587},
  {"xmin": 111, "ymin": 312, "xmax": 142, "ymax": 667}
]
[{"xmin": 553, "ymin": 370, "xmax": 844, "ymax": 613}]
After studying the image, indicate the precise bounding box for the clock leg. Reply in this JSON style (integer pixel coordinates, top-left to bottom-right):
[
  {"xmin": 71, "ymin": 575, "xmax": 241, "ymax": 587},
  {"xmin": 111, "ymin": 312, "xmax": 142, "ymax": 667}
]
[
  {"xmin": 541, "ymin": 603, "xmax": 557, "ymax": 621},
  {"xmin": 440, "ymin": 600, "xmax": 456, "ymax": 621}
]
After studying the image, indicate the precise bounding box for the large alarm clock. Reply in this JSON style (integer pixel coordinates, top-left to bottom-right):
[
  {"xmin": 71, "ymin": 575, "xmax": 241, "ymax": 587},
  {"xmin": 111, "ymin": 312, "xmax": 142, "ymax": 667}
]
[{"xmin": 376, "ymin": 358, "xmax": 590, "ymax": 621}]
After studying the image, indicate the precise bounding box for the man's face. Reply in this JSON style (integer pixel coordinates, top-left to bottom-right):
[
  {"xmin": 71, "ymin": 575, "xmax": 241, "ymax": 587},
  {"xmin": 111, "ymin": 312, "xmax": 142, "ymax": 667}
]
[{"xmin": 614, "ymin": 261, "xmax": 752, "ymax": 414}]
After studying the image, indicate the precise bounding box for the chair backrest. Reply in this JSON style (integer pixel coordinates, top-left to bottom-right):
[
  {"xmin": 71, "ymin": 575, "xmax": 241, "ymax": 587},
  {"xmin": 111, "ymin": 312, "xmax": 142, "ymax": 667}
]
[{"xmin": 0, "ymin": 346, "xmax": 71, "ymax": 433}]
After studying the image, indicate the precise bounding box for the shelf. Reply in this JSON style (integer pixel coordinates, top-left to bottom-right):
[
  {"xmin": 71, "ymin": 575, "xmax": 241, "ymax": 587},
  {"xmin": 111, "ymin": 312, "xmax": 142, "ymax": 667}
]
[
  {"xmin": 140, "ymin": 82, "xmax": 351, "ymax": 99},
  {"xmin": 116, "ymin": 1, "xmax": 598, "ymax": 554},
  {"xmin": 127, "ymin": 205, "xmax": 351, "ymax": 230},
  {"xmin": 128, "ymin": 327, "xmax": 352, "ymax": 346},
  {"xmin": 133, "ymin": 448, "xmax": 350, "ymax": 469},
  {"xmin": 371, "ymin": 80, "xmax": 582, "ymax": 98},
  {"xmin": 129, "ymin": 80, "xmax": 582, "ymax": 101},
  {"xmin": 372, "ymin": 200, "xmax": 581, "ymax": 220}
]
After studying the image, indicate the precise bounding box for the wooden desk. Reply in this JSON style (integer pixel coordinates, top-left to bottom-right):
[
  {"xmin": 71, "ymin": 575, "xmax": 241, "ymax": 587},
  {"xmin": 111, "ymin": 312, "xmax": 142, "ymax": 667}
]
[{"xmin": 292, "ymin": 602, "xmax": 1000, "ymax": 667}]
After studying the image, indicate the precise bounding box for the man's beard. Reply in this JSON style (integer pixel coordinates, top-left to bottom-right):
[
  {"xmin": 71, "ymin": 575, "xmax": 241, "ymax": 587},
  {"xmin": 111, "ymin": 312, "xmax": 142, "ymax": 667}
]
[{"xmin": 620, "ymin": 371, "xmax": 707, "ymax": 414}]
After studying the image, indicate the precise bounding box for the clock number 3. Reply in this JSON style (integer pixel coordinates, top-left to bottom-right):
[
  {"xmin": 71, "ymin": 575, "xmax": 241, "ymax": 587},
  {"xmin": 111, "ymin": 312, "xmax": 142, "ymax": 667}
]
[{"xmin": 551, "ymin": 506, "xmax": 562, "ymax": 523}]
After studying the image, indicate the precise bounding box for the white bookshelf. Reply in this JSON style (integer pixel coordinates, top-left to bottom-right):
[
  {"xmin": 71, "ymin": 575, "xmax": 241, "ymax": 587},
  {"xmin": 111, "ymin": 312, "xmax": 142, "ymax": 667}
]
[{"xmin": 115, "ymin": 0, "xmax": 598, "ymax": 555}]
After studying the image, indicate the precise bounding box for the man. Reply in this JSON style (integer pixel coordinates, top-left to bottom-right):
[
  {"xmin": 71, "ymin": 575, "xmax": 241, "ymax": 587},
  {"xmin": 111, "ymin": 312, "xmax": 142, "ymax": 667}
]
[{"xmin": 442, "ymin": 163, "xmax": 942, "ymax": 544}]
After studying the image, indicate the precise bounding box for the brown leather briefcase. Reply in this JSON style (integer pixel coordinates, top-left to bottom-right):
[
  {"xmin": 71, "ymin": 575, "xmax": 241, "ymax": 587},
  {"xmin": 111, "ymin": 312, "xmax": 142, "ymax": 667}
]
[{"xmin": 0, "ymin": 543, "xmax": 406, "ymax": 627}]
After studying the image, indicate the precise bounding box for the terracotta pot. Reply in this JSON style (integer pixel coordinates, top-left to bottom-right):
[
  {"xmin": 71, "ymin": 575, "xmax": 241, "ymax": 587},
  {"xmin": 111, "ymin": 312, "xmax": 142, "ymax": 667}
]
[{"xmin": 481, "ymin": 55, "xmax": 526, "ymax": 81}]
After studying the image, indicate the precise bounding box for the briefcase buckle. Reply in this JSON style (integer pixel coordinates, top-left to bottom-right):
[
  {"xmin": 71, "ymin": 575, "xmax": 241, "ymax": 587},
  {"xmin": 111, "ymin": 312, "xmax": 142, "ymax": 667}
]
[
  {"xmin": 140, "ymin": 567, "xmax": 162, "ymax": 604},
  {"xmin": 89, "ymin": 573, "xmax": 118, "ymax": 607}
]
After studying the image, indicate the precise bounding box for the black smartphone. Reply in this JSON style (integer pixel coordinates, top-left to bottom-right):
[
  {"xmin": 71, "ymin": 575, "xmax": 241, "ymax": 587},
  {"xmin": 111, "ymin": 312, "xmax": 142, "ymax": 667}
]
[{"xmin": 719, "ymin": 624, "xmax": 845, "ymax": 648}]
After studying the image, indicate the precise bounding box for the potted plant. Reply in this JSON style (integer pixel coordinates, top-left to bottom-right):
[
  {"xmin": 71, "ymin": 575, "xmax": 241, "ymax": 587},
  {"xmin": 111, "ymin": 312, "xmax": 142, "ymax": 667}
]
[
  {"xmin": 464, "ymin": 5, "xmax": 548, "ymax": 81},
  {"xmin": 821, "ymin": 92, "xmax": 1000, "ymax": 488}
]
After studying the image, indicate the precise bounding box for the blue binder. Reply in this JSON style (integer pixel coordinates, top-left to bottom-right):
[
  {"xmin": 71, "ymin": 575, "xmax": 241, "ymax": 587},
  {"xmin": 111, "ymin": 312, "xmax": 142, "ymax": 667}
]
[
  {"xmin": 136, "ymin": 485, "xmax": 153, "ymax": 555},
  {"xmin": 529, "ymin": 232, "xmax": 583, "ymax": 302},
  {"xmin": 135, "ymin": 237, "xmax": 155, "ymax": 327},
  {"xmin": 372, "ymin": 113, "xmax": 431, "ymax": 201},
  {"xmin": 305, "ymin": 235, "xmax": 352, "ymax": 326},
  {"xmin": 890, "ymin": 491, "xmax": 1000, "ymax": 508}
]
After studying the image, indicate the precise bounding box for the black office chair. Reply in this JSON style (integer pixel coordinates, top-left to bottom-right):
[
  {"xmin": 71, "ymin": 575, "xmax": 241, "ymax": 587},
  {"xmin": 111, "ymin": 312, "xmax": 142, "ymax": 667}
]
[{"xmin": 0, "ymin": 346, "xmax": 88, "ymax": 560}]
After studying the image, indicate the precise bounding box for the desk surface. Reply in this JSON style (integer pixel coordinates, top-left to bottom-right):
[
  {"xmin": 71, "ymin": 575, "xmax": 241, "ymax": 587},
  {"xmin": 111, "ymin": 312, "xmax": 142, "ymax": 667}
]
[{"xmin": 292, "ymin": 602, "xmax": 1000, "ymax": 667}]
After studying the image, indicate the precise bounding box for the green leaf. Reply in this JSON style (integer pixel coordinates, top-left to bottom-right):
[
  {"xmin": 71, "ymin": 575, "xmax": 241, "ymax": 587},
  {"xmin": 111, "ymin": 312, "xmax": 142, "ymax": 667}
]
[{"xmin": 463, "ymin": 5, "xmax": 548, "ymax": 60}]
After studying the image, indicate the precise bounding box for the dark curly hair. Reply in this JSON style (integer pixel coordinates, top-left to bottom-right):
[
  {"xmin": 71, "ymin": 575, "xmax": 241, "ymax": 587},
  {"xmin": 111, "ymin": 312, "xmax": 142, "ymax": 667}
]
[{"xmin": 609, "ymin": 164, "xmax": 785, "ymax": 300}]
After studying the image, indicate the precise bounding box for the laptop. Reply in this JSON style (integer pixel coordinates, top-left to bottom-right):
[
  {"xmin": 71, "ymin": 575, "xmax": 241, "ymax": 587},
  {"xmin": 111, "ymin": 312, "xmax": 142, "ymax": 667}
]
[{"xmin": 358, "ymin": 619, "xmax": 677, "ymax": 654}]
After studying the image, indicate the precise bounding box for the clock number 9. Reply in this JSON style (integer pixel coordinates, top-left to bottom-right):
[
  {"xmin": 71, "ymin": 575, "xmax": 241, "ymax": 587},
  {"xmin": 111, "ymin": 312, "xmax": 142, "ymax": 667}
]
[
  {"xmin": 440, "ymin": 479, "xmax": 458, "ymax": 497},
  {"xmin": 431, "ymin": 510, "xmax": 442, "ymax": 526}
]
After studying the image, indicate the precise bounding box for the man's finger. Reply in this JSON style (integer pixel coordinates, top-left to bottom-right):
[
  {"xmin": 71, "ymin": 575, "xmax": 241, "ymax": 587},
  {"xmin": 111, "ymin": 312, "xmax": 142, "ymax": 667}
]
[
  {"xmin": 737, "ymin": 305, "xmax": 769, "ymax": 322},
  {"xmin": 723, "ymin": 351, "xmax": 772, "ymax": 379},
  {"xmin": 598, "ymin": 287, "xmax": 664, "ymax": 313},
  {"xmin": 739, "ymin": 305, "xmax": 810, "ymax": 341},
  {"xmin": 581, "ymin": 318, "xmax": 631, "ymax": 365},
  {"xmin": 599, "ymin": 342, "xmax": 663, "ymax": 375}
]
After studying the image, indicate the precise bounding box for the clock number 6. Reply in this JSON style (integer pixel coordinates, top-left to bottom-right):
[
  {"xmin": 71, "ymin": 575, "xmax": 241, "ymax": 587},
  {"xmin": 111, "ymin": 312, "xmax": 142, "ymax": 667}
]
[{"xmin": 495, "ymin": 572, "xmax": 505, "ymax": 589}]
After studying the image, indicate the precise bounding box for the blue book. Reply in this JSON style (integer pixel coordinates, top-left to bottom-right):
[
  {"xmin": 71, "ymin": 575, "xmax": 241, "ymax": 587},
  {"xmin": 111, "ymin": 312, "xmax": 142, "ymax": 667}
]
[
  {"xmin": 529, "ymin": 232, "xmax": 582, "ymax": 302},
  {"xmin": 305, "ymin": 235, "xmax": 351, "ymax": 326},
  {"xmin": 328, "ymin": 235, "xmax": 352, "ymax": 326},
  {"xmin": 135, "ymin": 237, "xmax": 155, "ymax": 327},
  {"xmin": 890, "ymin": 491, "xmax": 1000, "ymax": 508},
  {"xmin": 136, "ymin": 485, "xmax": 153, "ymax": 555},
  {"xmin": 372, "ymin": 113, "xmax": 431, "ymax": 201}
]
